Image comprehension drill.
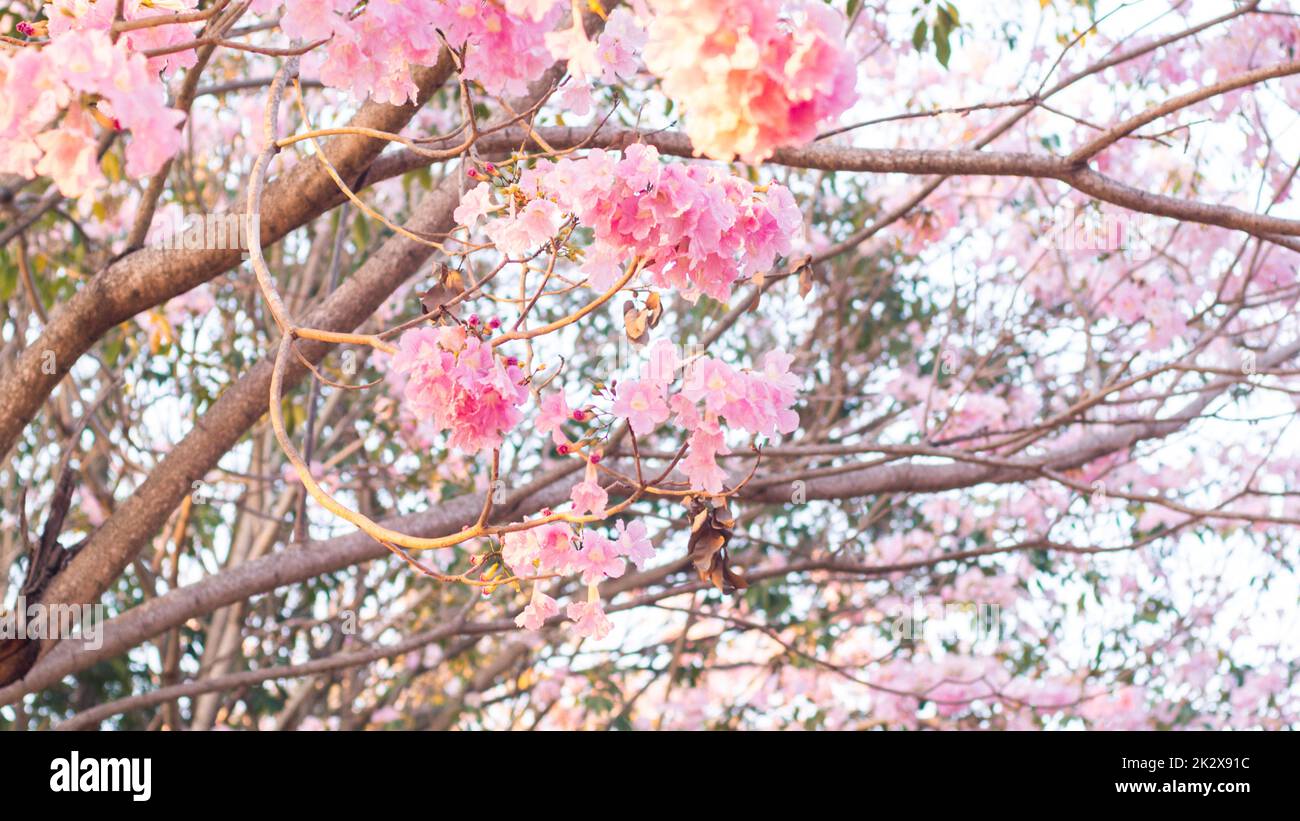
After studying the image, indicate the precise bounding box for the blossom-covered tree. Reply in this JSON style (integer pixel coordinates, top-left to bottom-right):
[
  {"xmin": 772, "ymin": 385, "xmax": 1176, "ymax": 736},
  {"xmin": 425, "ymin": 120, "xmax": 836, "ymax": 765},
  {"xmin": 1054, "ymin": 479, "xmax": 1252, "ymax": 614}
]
[{"xmin": 1, "ymin": 0, "xmax": 1298, "ymax": 730}]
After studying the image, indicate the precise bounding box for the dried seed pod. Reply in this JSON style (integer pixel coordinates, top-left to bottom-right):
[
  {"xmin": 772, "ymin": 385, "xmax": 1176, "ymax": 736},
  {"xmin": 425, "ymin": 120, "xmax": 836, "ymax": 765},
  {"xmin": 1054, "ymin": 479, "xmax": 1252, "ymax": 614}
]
[
  {"xmin": 623, "ymin": 299, "xmax": 649, "ymax": 346},
  {"xmin": 686, "ymin": 497, "xmax": 747, "ymax": 594}
]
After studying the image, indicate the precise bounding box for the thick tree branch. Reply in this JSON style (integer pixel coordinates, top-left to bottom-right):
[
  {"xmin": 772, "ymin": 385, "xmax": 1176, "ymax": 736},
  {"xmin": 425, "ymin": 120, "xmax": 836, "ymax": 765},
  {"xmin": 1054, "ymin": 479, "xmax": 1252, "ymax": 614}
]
[{"xmin": 436, "ymin": 126, "xmax": 1300, "ymax": 239}]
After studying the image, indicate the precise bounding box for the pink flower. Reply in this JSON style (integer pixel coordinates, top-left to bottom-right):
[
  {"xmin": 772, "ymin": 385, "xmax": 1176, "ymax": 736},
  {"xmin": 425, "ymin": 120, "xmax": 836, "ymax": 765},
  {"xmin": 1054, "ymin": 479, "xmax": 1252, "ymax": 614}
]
[
  {"xmin": 537, "ymin": 391, "xmax": 573, "ymax": 446},
  {"xmin": 273, "ymin": 0, "xmax": 562, "ymax": 102},
  {"xmin": 681, "ymin": 428, "xmax": 731, "ymax": 493},
  {"xmin": 558, "ymin": 78, "xmax": 595, "ymax": 117},
  {"xmin": 122, "ymin": 105, "xmax": 186, "ymax": 178},
  {"xmin": 670, "ymin": 395, "xmax": 702, "ymax": 431},
  {"xmin": 454, "ymin": 182, "xmax": 497, "ymax": 228},
  {"xmin": 46, "ymin": 0, "xmax": 204, "ymax": 75},
  {"xmin": 566, "ymin": 597, "xmax": 613, "ymax": 639},
  {"xmin": 45, "ymin": 26, "xmax": 120, "ymax": 93},
  {"xmin": 502, "ymin": 528, "xmax": 542, "ymax": 573},
  {"xmin": 594, "ymin": 9, "xmax": 646, "ymax": 83},
  {"xmin": 682, "ymin": 358, "xmax": 745, "ymax": 414},
  {"xmin": 389, "ymin": 327, "xmax": 528, "ymax": 454},
  {"xmin": 1, "ymin": 28, "xmax": 187, "ymax": 193},
  {"xmin": 570, "ymin": 479, "xmax": 608, "ymax": 517},
  {"xmin": 516, "ymin": 198, "xmax": 562, "ymax": 245},
  {"xmin": 503, "ymin": 521, "xmax": 580, "ymax": 575},
  {"xmin": 760, "ymin": 350, "xmax": 800, "ymax": 397},
  {"xmin": 614, "ymin": 519, "xmax": 655, "ymax": 570},
  {"xmin": 505, "ymin": 0, "xmax": 562, "ymax": 22},
  {"xmin": 0, "ymin": 139, "xmax": 42, "ymax": 179},
  {"xmin": 612, "ymin": 378, "xmax": 670, "ymax": 434},
  {"xmin": 534, "ymin": 522, "xmax": 579, "ymax": 573},
  {"xmin": 580, "ymin": 243, "xmax": 624, "ymax": 289},
  {"xmin": 432, "ymin": 1, "xmax": 563, "ymax": 97},
  {"xmin": 573, "ymin": 529, "xmax": 626, "ymax": 584},
  {"xmin": 34, "ymin": 123, "xmax": 100, "ymax": 198},
  {"xmin": 516, "ymin": 586, "xmax": 560, "ymax": 631},
  {"xmin": 643, "ymin": 0, "xmax": 857, "ymax": 162},
  {"xmin": 1104, "ymin": 280, "xmax": 1146, "ymax": 323},
  {"xmin": 544, "ymin": 20, "xmax": 602, "ymax": 81},
  {"xmin": 544, "ymin": 6, "xmax": 644, "ymax": 89},
  {"xmin": 673, "ymin": 352, "xmax": 799, "ymax": 438},
  {"xmin": 529, "ymin": 144, "xmax": 801, "ymax": 301},
  {"xmin": 280, "ymin": 0, "xmax": 351, "ymax": 40},
  {"xmin": 485, "ymin": 199, "xmax": 561, "ymax": 257}
]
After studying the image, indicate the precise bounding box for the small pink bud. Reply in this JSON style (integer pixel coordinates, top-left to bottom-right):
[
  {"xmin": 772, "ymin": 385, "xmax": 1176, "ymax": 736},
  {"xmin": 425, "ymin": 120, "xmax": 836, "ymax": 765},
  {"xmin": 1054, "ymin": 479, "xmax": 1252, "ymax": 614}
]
[
  {"xmin": 488, "ymin": 317, "xmax": 501, "ymax": 329},
  {"xmin": 505, "ymin": 356, "xmax": 519, "ymax": 367},
  {"xmin": 590, "ymin": 453, "xmax": 602, "ymax": 464},
  {"xmin": 541, "ymin": 507, "xmax": 553, "ymax": 516},
  {"xmin": 557, "ymin": 443, "xmax": 570, "ymax": 455},
  {"xmin": 467, "ymin": 168, "xmax": 478, "ymax": 178},
  {"xmin": 467, "ymin": 314, "xmax": 480, "ymax": 326},
  {"xmin": 572, "ymin": 409, "xmax": 587, "ymax": 422}
]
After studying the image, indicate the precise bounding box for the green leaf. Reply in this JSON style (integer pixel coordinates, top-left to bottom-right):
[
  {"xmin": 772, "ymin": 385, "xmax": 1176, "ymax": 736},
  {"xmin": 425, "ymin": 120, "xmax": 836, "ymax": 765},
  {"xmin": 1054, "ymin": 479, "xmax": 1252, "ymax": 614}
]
[{"xmin": 936, "ymin": 31, "xmax": 952, "ymax": 67}]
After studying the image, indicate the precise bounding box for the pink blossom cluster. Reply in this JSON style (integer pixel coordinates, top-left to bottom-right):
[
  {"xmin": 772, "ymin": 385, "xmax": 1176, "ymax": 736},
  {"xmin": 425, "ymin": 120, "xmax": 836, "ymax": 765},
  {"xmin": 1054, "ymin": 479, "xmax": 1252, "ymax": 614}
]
[
  {"xmin": 503, "ymin": 518, "xmax": 655, "ymax": 637},
  {"xmin": 252, "ymin": 0, "xmax": 561, "ymax": 104},
  {"xmin": 544, "ymin": 7, "xmax": 647, "ymax": 115},
  {"xmin": 456, "ymin": 175, "xmax": 607, "ymax": 262},
  {"xmin": 642, "ymin": 0, "xmax": 857, "ymax": 161},
  {"xmin": 503, "ymin": 518, "xmax": 654, "ymax": 588},
  {"xmin": 608, "ymin": 341, "xmax": 799, "ymax": 492},
  {"xmin": 484, "ymin": 198, "xmax": 564, "ymax": 258},
  {"xmin": 1098, "ymin": 275, "xmax": 1190, "ymax": 351},
  {"xmin": 427, "ymin": 1, "xmax": 564, "ymax": 98},
  {"xmin": 45, "ymin": 0, "xmax": 202, "ymax": 75},
  {"xmin": 518, "ymin": 143, "xmax": 803, "ymax": 301},
  {"xmin": 0, "ymin": 29, "xmax": 186, "ymax": 197},
  {"xmin": 389, "ymin": 325, "xmax": 529, "ymax": 454}
]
